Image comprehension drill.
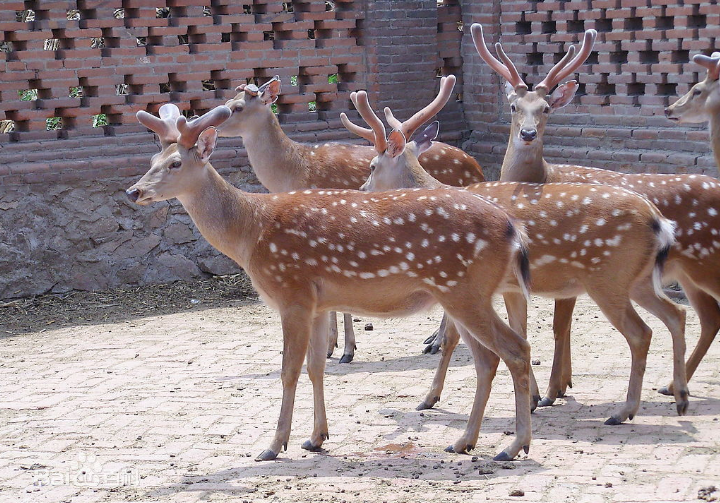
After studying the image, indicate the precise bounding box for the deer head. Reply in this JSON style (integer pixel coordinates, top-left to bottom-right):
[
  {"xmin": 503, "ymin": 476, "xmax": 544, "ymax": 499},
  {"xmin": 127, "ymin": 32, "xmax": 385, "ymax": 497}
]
[
  {"xmin": 666, "ymin": 52, "xmax": 720, "ymax": 123},
  {"xmin": 217, "ymin": 76, "xmax": 281, "ymax": 137},
  {"xmin": 471, "ymin": 24, "xmax": 596, "ymax": 146},
  {"xmin": 127, "ymin": 105, "xmax": 232, "ymax": 204},
  {"xmin": 340, "ymin": 76, "xmax": 456, "ymax": 190}
]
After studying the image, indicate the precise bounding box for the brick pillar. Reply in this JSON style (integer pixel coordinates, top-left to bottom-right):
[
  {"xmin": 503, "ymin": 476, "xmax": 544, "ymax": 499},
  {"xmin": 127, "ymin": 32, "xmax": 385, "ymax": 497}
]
[
  {"xmin": 459, "ymin": 0, "xmax": 504, "ymax": 179},
  {"xmin": 361, "ymin": 1, "xmax": 465, "ymax": 141}
]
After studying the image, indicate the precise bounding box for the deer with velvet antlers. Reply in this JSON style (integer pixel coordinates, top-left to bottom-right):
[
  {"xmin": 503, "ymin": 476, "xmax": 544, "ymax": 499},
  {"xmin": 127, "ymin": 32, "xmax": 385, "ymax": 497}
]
[
  {"xmin": 214, "ymin": 76, "xmax": 486, "ymax": 363},
  {"xmin": 342, "ymin": 79, "xmax": 686, "ymax": 425},
  {"xmin": 473, "ymin": 23, "xmax": 720, "ymax": 405},
  {"xmin": 127, "ymin": 103, "xmax": 535, "ymax": 461}
]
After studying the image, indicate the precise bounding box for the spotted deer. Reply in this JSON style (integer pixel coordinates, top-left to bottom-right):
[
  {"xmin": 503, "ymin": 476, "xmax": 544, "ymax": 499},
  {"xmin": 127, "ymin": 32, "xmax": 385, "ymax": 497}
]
[
  {"xmin": 127, "ymin": 104, "xmax": 534, "ymax": 461},
  {"xmin": 215, "ymin": 76, "xmax": 486, "ymax": 364},
  {"xmin": 473, "ymin": 23, "xmax": 720, "ymax": 403},
  {"xmin": 342, "ymin": 85, "xmax": 686, "ymax": 426},
  {"xmin": 666, "ymin": 52, "xmax": 720, "ymax": 166}
]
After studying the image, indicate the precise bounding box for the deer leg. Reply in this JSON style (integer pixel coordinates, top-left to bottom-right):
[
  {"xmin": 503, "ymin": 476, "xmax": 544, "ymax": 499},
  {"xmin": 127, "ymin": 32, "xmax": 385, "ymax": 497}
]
[
  {"xmin": 417, "ymin": 313, "xmax": 461, "ymax": 410},
  {"xmin": 327, "ymin": 311, "xmax": 339, "ymax": 358},
  {"xmin": 630, "ymin": 278, "xmax": 688, "ymax": 415},
  {"xmin": 659, "ymin": 278, "xmax": 720, "ymax": 395},
  {"xmin": 423, "ymin": 313, "xmax": 447, "ymax": 354},
  {"xmin": 302, "ymin": 313, "xmax": 331, "ymax": 451},
  {"xmin": 504, "ymin": 292, "xmax": 540, "ymax": 410},
  {"xmin": 257, "ymin": 306, "xmax": 314, "ymax": 461},
  {"xmin": 540, "ymin": 297, "xmax": 577, "ymax": 407},
  {"xmin": 443, "ymin": 320, "xmax": 500, "ymax": 455},
  {"xmin": 443, "ymin": 301, "xmax": 532, "ymax": 461},
  {"xmin": 589, "ymin": 293, "xmax": 652, "ymax": 426},
  {"xmin": 339, "ymin": 313, "xmax": 357, "ymax": 363}
]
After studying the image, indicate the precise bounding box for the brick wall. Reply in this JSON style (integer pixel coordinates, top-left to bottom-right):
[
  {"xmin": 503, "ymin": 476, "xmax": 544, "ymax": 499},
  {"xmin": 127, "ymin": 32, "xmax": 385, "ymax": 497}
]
[
  {"xmin": 460, "ymin": 0, "xmax": 719, "ymax": 180},
  {"xmin": 0, "ymin": 0, "xmax": 458, "ymax": 299}
]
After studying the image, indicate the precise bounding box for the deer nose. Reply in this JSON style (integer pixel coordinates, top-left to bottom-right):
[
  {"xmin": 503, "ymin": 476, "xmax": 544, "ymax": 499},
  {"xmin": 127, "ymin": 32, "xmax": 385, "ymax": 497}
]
[
  {"xmin": 126, "ymin": 188, "xmax": 141, "ymax": 203},
  {"xmin": 520, "ymin": 128, "xmax": 537, "ymax": 141},
  {"xmin": 664, "ymin": 107, "xmax": 671, "ymax": 117}
]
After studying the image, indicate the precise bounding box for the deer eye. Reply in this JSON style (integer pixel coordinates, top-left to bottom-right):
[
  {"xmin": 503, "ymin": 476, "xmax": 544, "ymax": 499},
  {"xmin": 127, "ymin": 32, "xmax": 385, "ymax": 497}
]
[
  {"xmin": 543, "ymin": 106, "xmax": 551, "ymax": 114},
  {"xmin": 693, "ymin": 88, "xmax": 702, "ymax": 96},
  {"xmin": 233, "ymin": 105, "xmax": 244, "ymax": 113},
  {"xmin": 369, "ymin": 164, "xmax": 376, "ymax": 173},
  {"xmin": 510, "ymin": 104, "xmax": 517, "ymax": 113},
  {"xmin": 169, "ymin": 160, "xmax": 182, "ymax": 169}
]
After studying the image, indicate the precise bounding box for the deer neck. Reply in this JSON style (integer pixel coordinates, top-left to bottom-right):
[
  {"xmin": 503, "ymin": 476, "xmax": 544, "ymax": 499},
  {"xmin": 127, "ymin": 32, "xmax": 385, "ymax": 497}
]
[
  {"xmin": 500, "ymin": 135, "xmax": 550, "ymax": 183},
  {"xmin": 709, "ymin": 112, "xmax": 720, "ymax": 170},
  {"xmin": 402, "ymin": 152, "xmax": 446, "ymax": 189},
  {"xmin": 241, "ymin": 112, "xmax": 306, "ymax": 192},
  {"xmin": 178, "ymin": 165, "xmax": 262, "ymax": 268}
]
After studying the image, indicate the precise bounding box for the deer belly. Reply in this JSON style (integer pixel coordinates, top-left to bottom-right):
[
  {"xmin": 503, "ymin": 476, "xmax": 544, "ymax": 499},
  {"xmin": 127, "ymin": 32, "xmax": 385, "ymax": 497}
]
[
  {"xmin": 317, "ymin": 285, "xmax": 438, "ymax": 318},
  {"xmin": 500, "ymin": 265, "xmax": 586, "ymax": 299}
]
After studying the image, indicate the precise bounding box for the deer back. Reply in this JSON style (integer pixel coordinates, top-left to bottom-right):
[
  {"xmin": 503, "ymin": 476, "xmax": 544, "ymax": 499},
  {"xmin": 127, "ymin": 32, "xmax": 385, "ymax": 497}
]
[{"xmin": 245, "ymin": 187, "xmax": 521, "ymax": 313}]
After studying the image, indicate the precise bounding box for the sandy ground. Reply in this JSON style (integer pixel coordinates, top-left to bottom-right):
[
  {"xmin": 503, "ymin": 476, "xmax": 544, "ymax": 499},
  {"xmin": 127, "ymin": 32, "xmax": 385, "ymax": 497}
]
[{"xmin": 0, "ymin": 285, "xmax": 719, "ymax": 503}]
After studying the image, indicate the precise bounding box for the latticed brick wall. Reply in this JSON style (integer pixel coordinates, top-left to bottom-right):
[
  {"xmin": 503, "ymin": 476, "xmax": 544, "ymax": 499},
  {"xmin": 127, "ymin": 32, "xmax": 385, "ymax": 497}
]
[
  {"xmin": 460, "ymin": 0, "xmax": 719, "ymax": 179},
  {"xmin": 0, "ymin": 0, "xmax": 368, "ymax": 185}
]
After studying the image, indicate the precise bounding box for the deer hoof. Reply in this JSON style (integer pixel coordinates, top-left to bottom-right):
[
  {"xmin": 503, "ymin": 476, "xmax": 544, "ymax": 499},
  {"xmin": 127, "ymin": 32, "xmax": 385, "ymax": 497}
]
[
  {"xmin": 339, "ymin": 354, "xmax": 354, "ymax": 364},
  {"xmin": 255, "ymin": 449, "xmax": 278, "ymax": 461},
  {"xmin": 493, "ymin": 451, "xmax": 514, "ymax": 462},
  {"xmin": 531, "ymin": 395, "xmax": 541, "ymax": 412},
  {"xmin": 301, "ymin": 440, "xmax": 324, "ymax": 452},
  {"xmin": 657, "ymin": 385, "xmax": 673, "ymax": 396},
  {"xmin": 604, "ymin": 416, "xmax": 623, "ymax": 426},
  {"xmin": 537, "ymin": 397, "xmax": 555, "ymax": 407},
  {"xmin": 523, "ymin": 445, "xmax": 529, "ymax": 454},
  {"xmin": 416, "ymin": 396, "xmax": 439, "ymax": 411},
  {"xmin": 423, "ymin": 332, "xmax": 438, "ymax": 345},
  {"xmin": 677, "ymin": 399, "xmax": 689, "ymax": 416}
]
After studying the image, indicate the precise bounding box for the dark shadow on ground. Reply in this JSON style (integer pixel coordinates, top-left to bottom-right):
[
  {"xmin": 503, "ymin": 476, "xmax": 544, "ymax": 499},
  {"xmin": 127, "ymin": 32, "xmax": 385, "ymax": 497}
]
[
  {"xmin": 144, "ymin": 448, "xmax": 545, "ymax": 500},
  {"xmin": 0, "ymin": 273, "xmax": 259, "ymax": 337}
]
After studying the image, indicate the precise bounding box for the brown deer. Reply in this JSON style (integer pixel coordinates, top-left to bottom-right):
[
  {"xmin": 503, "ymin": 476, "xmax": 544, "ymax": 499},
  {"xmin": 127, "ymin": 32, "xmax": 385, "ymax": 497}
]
[
  {"xmin": 473, "ymin": 23, "xmax": 720, "ymax": 403},
  {"xmin": 342, "ymin": 86, "xmax": 687, "ymax": 425},
  {"xmin": 665, "ymin": 52, "xmax": 720, "ymax": 166},
  {"xmin": 216, "ymin": 76, "xmax": 486, "ymax": 363},
  {"xmin": 128, "ymin": 104, "xmax": 534, "ymax": 461}
]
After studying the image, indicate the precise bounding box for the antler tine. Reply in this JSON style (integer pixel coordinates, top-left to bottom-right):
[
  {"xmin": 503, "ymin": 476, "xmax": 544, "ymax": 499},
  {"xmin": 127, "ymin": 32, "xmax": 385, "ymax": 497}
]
[
  {"xmin": 535, "ymin": 45, "xmax": 576, "ymax": 93},
  {"xmin": 693, "ymin": 53, "xmax": 720, "ymax": 81},
  {"xmin": 383, "ymin": 75, "xmax": 456, "ymax": 139},
  {"xmin": 137, "ymin": 108, "xmax": 181, "ymax": 147},
  {"xmin": 385, "ymin": 75, "xmax": 456, "ymax": 140},
  {"xmin": 471, "ymin": 23, "xmax": 525, "ymax": 88},
  {"xmin": 340, "ymin": 111, "xmax": 376, "ymax": 145},
  {"xmin": 350, "ymin": 90, "xmax": 387, "ymax": 154},
  {"xmin": 384, "ymin": 107, "xmax": 403, "ymax": 132},
  {"xmin": 176, "ymin": 105, "xmax": 232, "ymax": 149},
  {"xmin": 537, "ymin": 29, "xmax": 597, "ymax": 93},
  {"xmin": 494, "ymin": 44, "xmax": 527, "ymax": 92}
]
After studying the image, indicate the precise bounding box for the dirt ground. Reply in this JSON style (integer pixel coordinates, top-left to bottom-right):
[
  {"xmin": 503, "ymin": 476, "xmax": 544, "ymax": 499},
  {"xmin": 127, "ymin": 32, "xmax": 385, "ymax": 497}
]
[{"xmin": 1, "ymin": 275, "xmax": 719, "ymax": 503}]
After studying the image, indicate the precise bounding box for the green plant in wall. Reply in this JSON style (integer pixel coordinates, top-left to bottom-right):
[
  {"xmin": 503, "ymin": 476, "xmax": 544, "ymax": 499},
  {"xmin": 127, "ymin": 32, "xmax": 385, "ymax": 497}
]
[
  {"xmin": 92, "ymin": 114, "xmax": 108, "ymax": 127},
  {"xmin": 19, "ymin": 89, "xmax": 37, "ymax": 101}
]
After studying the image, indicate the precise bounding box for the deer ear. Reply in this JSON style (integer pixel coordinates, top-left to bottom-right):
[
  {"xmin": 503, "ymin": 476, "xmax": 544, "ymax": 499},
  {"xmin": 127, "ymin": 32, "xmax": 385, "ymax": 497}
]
[
  {"xmin": 196, "ymin": 127, "xmax": 218, "ymax": 163},
  {"xmin": 386, "ymin": 130, "xmax": 406, "ymax": 158},
  {"xmin": 260, "ymin": 79, "xmax": 281, "ymax": 105},
  {"xmin": 548, "ymin": 80, "xmax": 578, "ymax": 110},
  {"xmin": 414, "ymin": 121, "xmax": 439, "ymax": 155}
]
